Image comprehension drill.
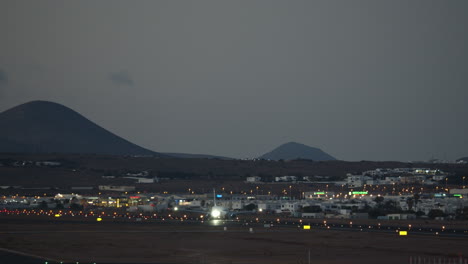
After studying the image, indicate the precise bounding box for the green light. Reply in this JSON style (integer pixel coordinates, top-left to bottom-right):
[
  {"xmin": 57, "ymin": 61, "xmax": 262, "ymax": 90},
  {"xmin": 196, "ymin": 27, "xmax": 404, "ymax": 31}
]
[
  {"xmin": 352, "ymin": 191, "xmax": 368, "ymax": 195},
  {"xmin": 454, "ymin": 194, "xmax": 462, "ymax": 197},
  {"xmin": 314, "ymin": 192, "xmax": 325, "ymax": 195}
]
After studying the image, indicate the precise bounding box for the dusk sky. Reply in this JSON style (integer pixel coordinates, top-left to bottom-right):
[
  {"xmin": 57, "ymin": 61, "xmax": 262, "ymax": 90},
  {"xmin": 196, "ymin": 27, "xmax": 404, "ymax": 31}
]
[{"xmin": 1, "ymin": 1, "xmax": 467, "ymax": 161}]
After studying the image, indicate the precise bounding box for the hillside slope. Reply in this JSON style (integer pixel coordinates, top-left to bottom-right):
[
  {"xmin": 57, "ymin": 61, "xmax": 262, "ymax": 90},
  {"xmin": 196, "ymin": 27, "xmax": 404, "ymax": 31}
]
[
  {"xmin": 260, "ymin": 142, "xmax": 336, "ymax": 161},
  {"xmin": 0, "ymin": 101, "xmax": 162, "ymax": 156}
]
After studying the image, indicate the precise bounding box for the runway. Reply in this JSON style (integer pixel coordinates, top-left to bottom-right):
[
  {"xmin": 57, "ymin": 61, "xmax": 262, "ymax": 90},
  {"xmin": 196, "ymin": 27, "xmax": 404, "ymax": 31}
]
[
  {"xmin": 1, "ymin": 217, "xmax": 466, "ymax": 238},
  {"xmin": 1, "ymin": 216, "xmax": 467, "ymax": 264}
]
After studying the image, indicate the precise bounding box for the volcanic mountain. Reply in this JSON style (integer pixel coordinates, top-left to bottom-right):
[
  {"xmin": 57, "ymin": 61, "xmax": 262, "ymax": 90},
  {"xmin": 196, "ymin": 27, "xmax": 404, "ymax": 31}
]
[
  {"xmin": 0, "ymin": 101, "xmax": 162, "ymax": 156},
  {"xmin": 259, "ymin": 142, "xmax": 336, "ymax": 161}
]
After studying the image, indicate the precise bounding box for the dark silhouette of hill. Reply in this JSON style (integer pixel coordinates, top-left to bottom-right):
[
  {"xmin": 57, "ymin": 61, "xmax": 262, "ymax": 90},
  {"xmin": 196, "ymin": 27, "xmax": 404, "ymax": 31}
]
[
  {"xmin": 260, "ymin": 142, "xmax": 336, "ymax": 161},
  {"xmin": 0, "ymin": 101, "xmax": 163, "ymax": 156}
]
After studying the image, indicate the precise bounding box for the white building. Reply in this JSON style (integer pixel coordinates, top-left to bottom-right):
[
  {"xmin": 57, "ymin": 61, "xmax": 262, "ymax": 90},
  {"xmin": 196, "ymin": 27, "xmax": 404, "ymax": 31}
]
[
  {"xmin": 275, "ymin": 176, "xmax": 297, "ymax": 182},
  {"xmin": 302, "ymin": 212, "xmax": 324, "ymax": 218},
  {"xmin": 35, "ymin": 161, "xmax": 61, "ymax": 167},
  {"xmin": 278, "ymin": 202, "xmax": 301, "ymax": 213},
  {"xmin": 98, "ymin": 185, "xmax": 135, "ymax": 192},
  {"xmin": 449, "ymin": 189, "xmax": 468, "ymax": 195},
  {"xmin": 54, "ymin": 193, "xmax": 83, "ymax": 200},
  {"xmin": 257, "ymin": 202, "xmax": 281, "ymax": 212},
  {"xmin": 123, "ymin": 177, "xmax": 156, "ymax": 183},
  {"xmin": 432, "ymin": 175, "xmax": 446, "ymax": 181},
  {"xmin": 346, "ymin": 174, "xmax": 366, "ymax": 188},
  {"xmin": 246, "ymin": 176, "xmax": 262, "ymax": 183}
]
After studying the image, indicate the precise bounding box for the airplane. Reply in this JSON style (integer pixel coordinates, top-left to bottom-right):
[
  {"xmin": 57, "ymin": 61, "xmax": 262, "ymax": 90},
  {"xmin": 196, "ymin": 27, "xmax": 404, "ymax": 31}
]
[{"xmin": 176, "ymin": 189, "xmax": 255, "ymax": 219}]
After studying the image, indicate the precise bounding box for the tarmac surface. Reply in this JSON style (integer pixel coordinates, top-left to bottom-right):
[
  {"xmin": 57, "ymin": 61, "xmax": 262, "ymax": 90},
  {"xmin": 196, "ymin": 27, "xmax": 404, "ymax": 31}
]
[
  {"xmin": 1, "ymin": 215, "xmax": 468, "ymax": 264},
  {"xmin": 0, "ymin": 249, "xmax": 45, "ymax": 264}
]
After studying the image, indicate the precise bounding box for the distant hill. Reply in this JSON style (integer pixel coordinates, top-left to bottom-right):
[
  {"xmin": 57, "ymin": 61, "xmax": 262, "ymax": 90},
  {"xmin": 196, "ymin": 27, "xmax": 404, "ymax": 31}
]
[
  {"xmin": 458, "ymin": 157, "xmax": 468, "ymax": 162},
  {"xmin": 259, "ymin": 142, "xmax": 336, "ymax": 161},
  {"xmin": 0, "ymin": 101, "xmax": 163, "ymax": 156},
  {"xmin": 163, "ymin": 152, "xmax": 233, "ymax": 160}
]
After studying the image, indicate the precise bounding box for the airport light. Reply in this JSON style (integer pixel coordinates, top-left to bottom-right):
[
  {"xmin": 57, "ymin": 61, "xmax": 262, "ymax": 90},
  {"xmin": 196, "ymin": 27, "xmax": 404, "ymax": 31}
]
[
  {"xmin": 303, "ymin": 225, "xmax": 311, "ymax": 230},
  {"xmin": 211, "ymin": 209, "xmax": 221, "ymax": 218},
  {"xmin": 399, "ymin": 231, "xmax": 407, "ymax": 236}
]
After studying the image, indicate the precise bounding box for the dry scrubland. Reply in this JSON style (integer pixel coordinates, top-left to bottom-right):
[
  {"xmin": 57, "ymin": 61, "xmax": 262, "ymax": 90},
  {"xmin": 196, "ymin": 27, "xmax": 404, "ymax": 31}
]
[
  {"xmin": 2, "ymin": 153, "xmax": 468, "ymax": 188},
  {"xmin": 0, "ymin": 217, "xmax": 467, "ymax": 264}
]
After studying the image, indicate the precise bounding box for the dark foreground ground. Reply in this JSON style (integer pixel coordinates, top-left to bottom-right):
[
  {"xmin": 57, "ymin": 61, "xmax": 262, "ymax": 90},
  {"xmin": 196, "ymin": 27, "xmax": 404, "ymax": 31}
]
[
  {"xmin": 0, "ymin": 216, "xmax": 467, "ymax": 264},
  {"xmin": 0, "ymin": 249, "xmax": 44, "ymax": 264}
]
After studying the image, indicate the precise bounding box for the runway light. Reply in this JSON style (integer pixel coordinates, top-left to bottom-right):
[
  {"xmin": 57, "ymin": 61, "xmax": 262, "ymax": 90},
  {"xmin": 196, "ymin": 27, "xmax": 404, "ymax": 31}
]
[
  {"xmin": 54, "ymin": 214, "xmax": 61, "ymax": 217},
  {"xmin": 399, "ymin": 231, "xmax": 408, "ymax": 236},
  {"xmin": 303, "ymin": 225, "xmax": 311, "ymax": 230},
  {"xmin": 97, "ymin": 217, "xmax": 102, "ymax": 222}
]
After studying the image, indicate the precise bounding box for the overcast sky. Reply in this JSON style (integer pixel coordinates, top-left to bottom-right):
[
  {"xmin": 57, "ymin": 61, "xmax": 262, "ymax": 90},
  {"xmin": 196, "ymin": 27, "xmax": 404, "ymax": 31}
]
[{"xmin": 1, "ymin": 1, "xmax": 467, "ymax": 161}]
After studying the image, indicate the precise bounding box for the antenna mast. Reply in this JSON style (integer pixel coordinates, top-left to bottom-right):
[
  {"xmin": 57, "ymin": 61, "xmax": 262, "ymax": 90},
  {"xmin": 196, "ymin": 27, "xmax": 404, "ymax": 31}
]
[{"xmin": 213, "ymin": 188, "xmax": 217, "ymax": 206}]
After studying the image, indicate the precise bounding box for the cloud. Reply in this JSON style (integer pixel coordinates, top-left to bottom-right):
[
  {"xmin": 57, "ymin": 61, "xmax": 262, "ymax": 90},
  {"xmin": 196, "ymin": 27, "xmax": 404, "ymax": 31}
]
[
  {"xmin": 109, "ymin": 71, "xmax": 134, "ymax": 86},
  {"xmin": 0, "ymin": 69, "xmax": 7, "ymax": 85}
]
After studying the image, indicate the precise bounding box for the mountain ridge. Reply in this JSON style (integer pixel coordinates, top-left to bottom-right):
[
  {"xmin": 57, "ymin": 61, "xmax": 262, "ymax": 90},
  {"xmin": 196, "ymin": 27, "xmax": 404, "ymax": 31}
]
[
  {"xmin": 0, "ymin": 100, "xmax": 162, "ymax": 156},
  {"xmin": 259, "ymin": 141, "xmax": 336, "ymax": 161}
]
